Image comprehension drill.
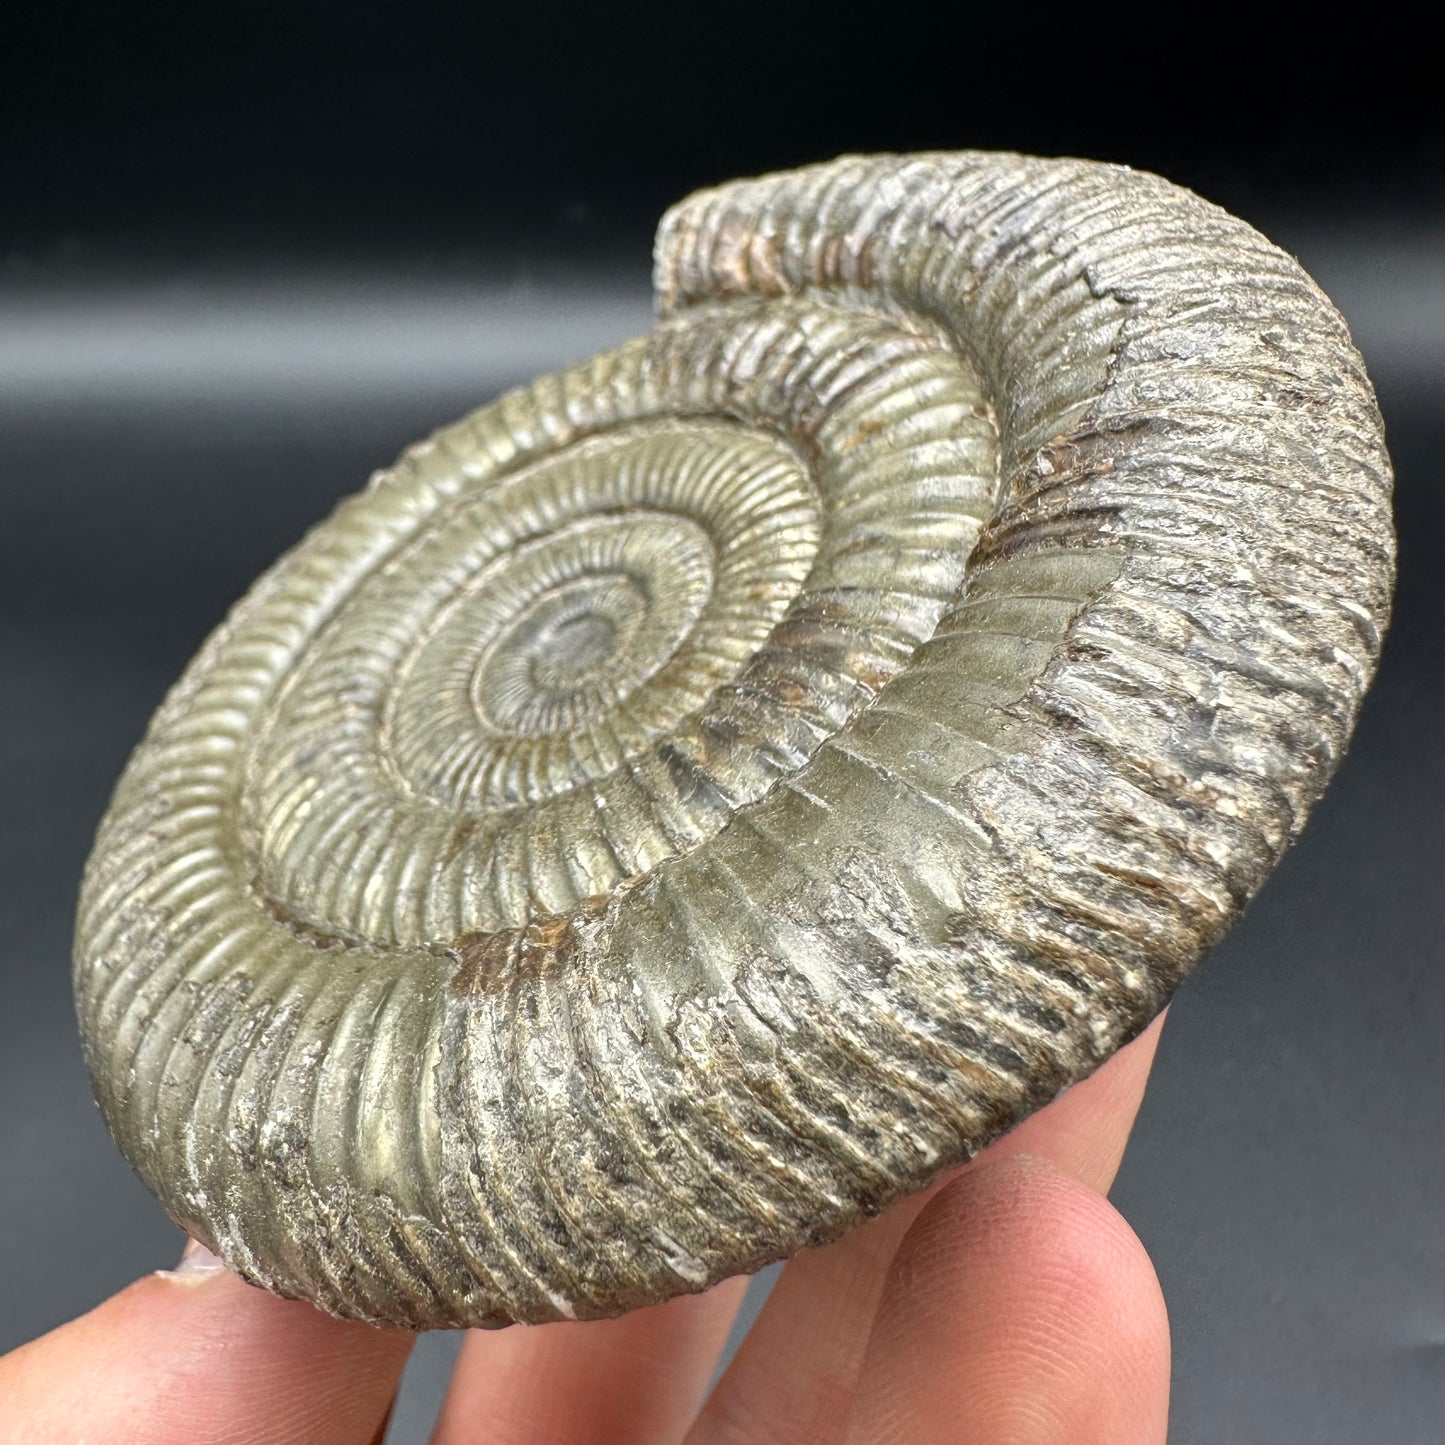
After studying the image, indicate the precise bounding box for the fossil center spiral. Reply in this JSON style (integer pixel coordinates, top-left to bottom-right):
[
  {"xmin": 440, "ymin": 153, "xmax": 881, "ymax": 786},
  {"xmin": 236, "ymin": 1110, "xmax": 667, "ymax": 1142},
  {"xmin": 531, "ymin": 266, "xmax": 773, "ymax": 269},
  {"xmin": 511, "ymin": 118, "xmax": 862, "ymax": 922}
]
[{"xmin": 232, "ymin": 301, "xmax": 998, "ymax": 950}]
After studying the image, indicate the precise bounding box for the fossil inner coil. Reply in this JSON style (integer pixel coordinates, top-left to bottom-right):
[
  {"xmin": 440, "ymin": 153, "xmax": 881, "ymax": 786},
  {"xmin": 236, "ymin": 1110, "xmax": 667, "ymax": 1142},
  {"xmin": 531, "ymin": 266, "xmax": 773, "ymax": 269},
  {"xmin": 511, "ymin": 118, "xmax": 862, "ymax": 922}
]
[{"xmin": 230, "ymin": 297, "xmax": 999, "ymax": 950}]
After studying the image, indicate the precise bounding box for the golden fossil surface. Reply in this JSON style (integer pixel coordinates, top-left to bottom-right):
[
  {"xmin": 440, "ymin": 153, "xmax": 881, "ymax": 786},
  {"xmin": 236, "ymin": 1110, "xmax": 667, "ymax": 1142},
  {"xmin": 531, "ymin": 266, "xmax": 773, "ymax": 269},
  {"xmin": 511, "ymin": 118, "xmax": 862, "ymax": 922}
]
[{"xmin": 74, "ymin": 152, "xmax": 1394, "ymax": 1327}]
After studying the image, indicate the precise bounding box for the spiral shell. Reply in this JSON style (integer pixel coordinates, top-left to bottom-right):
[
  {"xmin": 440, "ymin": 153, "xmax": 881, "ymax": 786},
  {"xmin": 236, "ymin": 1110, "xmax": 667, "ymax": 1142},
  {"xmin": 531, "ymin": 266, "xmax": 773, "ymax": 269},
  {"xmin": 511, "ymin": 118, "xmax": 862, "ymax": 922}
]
[{"xmin": 74, "ymin": 152, "xmax": 1394, "ymax": 1328}]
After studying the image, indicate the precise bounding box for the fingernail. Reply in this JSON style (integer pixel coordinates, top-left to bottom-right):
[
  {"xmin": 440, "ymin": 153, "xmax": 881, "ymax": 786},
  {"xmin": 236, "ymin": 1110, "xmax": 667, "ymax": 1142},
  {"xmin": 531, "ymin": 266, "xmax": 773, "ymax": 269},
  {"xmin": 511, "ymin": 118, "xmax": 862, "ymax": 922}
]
[{"xmin": 157, "ymin": 1236, "xmax": 230, "ymax": 1283}]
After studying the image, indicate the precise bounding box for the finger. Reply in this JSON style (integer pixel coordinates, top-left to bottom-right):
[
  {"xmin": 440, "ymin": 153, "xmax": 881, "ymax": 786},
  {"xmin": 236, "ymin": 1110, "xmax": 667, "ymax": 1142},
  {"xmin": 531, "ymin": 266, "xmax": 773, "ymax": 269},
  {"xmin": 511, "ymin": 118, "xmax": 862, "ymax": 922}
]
[
  {"xmin": 974, "ymin": 1009, "xmax": 1167, "ymax": 1194},
  {"xmin": 687, "ymin": 1013, "xmax": 1166, "ymax": 1445},
  {"xmin": 0, "ymin": 1240, "xmax": 413, "ymax": 1445},
  {"xmin": 431, "ymin": 1275, "xmax": 747, "ymax": 1445},
  {"xmin": 843, "ymin": 1153, "xmax": 1171, "ymax": 1445},
  {"xmin": 686, "ymin": 1193, "xmax": 931, "ymax": 1445}
]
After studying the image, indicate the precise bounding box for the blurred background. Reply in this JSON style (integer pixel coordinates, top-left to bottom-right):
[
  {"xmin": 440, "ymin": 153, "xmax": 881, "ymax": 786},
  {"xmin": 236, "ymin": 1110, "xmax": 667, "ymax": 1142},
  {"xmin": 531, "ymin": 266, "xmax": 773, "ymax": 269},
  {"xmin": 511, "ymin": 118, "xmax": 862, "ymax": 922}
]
[{"xmin": 1, "ymin": 4, "xmax": 1439, "ymax": 1441}]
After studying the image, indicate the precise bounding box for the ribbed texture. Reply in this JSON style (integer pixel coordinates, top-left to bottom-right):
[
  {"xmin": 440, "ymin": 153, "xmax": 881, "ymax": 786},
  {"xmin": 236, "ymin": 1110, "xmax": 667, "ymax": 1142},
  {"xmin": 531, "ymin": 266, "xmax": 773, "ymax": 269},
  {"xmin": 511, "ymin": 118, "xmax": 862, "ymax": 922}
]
[{"xmin": 75, "ymin": 153, "xmax": 1393, "ymax": 1326}]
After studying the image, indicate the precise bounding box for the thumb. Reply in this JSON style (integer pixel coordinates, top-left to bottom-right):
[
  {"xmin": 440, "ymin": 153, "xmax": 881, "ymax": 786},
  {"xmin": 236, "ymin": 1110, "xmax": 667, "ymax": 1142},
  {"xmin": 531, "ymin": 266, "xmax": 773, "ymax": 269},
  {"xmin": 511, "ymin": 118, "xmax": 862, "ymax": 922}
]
[{"xmin": 0, "ymin": 1237, "xmax": 413, "ymax": 1445}]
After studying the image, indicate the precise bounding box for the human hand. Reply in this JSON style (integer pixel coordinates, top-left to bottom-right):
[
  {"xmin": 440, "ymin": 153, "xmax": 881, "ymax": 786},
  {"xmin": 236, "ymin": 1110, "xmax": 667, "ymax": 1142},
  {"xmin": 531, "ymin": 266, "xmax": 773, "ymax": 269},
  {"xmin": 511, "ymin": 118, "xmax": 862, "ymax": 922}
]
[{"xmin": 0, "ymin": 1015, "xmax": 1169, "ymax": 1444}]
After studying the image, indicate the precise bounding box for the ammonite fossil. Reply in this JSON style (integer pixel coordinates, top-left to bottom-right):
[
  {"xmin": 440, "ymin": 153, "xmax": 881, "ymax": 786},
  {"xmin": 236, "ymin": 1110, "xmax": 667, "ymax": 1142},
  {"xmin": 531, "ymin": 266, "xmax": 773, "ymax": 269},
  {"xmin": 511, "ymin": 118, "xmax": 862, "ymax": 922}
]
[{"xmin": 74, "ymin": 152, "xmax": 1394, "ymax": 1329}]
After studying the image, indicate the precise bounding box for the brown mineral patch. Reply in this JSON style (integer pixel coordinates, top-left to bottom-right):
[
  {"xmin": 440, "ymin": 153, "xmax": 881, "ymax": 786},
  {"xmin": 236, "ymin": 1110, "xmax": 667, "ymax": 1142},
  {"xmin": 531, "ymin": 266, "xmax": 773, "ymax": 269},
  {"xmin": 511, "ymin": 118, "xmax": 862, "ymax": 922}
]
[
  {"xmin": 841, "ymin": 417, "xmax": 887, "ymax": 451},
  {"xmin": 449, "ymin": 892, "xmax": 611, "ymax": 997}
]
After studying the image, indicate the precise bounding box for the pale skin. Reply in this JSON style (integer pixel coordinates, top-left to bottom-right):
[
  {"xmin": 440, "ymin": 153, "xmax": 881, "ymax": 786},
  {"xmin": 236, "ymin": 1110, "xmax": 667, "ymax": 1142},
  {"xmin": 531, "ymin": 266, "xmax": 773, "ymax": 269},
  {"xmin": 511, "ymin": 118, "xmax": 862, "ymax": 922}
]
[{"xmin": 0, "ymin": 1015, "xmax": 1170, "ymax": 1444}]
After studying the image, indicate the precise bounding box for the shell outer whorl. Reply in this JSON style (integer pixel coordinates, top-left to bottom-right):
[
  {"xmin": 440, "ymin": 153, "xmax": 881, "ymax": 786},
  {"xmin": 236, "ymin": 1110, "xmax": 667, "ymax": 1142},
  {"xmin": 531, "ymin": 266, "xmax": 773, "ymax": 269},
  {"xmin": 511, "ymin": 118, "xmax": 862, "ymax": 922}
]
[{"xmin": 73, "ymin": 151, "xmax": 1394, "ymax": 1328}]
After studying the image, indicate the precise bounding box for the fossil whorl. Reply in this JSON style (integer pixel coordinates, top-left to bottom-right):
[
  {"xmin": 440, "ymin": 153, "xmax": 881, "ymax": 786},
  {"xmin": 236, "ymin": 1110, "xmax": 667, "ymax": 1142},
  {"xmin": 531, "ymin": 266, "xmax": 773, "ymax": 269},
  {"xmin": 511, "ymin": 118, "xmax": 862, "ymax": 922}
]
[{"xmin": 74, "ymin": 152, "xmax": 1394, "ymax": 1328}]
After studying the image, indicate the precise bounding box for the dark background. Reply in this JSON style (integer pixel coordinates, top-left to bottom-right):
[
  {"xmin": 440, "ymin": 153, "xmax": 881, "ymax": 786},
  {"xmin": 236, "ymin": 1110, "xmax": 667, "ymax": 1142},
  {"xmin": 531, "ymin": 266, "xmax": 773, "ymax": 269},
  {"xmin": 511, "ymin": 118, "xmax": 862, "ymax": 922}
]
[{"xmin": 2, "ymin": 5, "xmax": 1440, "ymax": 1441}]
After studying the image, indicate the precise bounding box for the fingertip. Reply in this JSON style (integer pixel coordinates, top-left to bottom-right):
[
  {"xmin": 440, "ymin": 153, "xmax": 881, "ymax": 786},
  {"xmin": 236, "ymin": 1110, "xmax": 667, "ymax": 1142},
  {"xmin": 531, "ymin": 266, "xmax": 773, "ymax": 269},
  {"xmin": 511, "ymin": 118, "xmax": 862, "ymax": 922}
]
[
  {"xmin": 977, "ymin": 1008, "xmax": 1170, "ymax": 1195},
  {"xmin": 846, "ymin": 1153, "xmax": 1171, "ymax": 1445}
]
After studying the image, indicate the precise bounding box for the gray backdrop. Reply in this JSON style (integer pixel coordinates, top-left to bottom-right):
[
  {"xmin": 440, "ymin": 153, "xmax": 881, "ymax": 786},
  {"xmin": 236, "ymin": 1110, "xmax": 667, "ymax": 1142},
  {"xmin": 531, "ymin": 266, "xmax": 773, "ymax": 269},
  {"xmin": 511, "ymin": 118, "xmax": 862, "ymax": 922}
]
[{"xmin": 1, "ymin": 219, "xmax": 1439, "ymax": 1443}]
